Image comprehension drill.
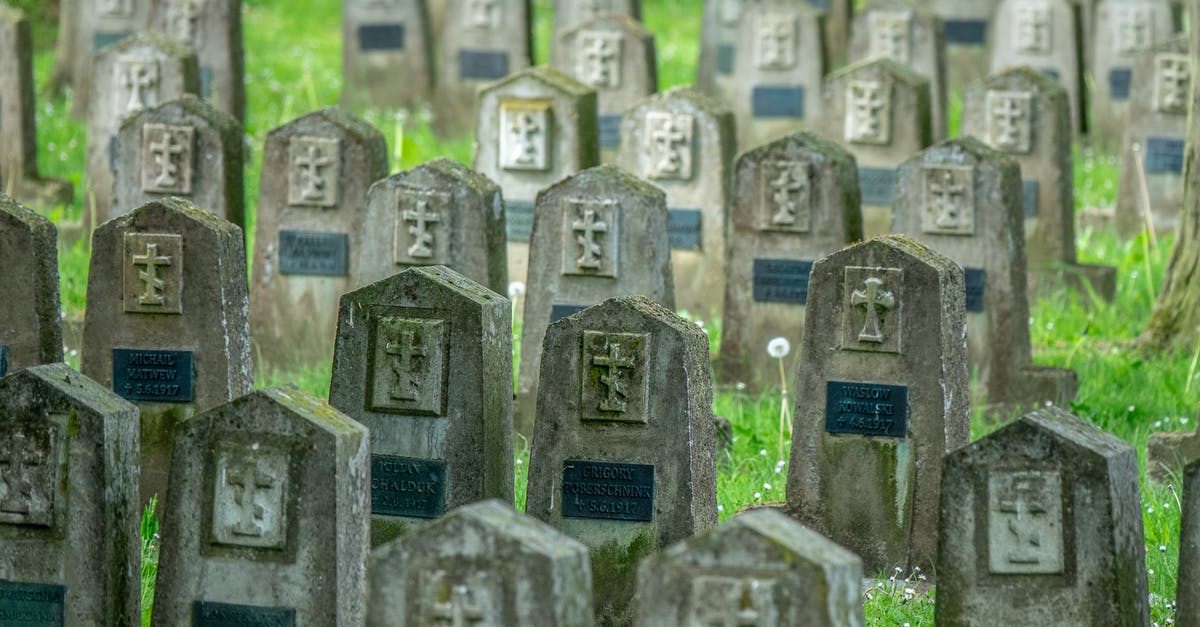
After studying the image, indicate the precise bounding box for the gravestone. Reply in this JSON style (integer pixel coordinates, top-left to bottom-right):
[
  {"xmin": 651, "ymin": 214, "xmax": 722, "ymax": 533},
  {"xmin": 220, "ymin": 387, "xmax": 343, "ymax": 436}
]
[
  {"xmin": 819, "ymin": 57, "xmax": 932, "ymax": 237},
  {"xmin": 525, "ymin": 295, "xmax": 717, "ymax": 626},
  {"xmin": 817, "ymin": 0, "xmax": 855, "ymax": 69},
  {"xmin": 81, "ymin": 197, "xmax": 253, "ymax": 510},
  {"xmin": 695, "ymin": 0, "xmax": 744, "ymax": 98},
  {"xmin": 66, "ymin": 0, "xmax": 153, "ymax": 118},
  {"xmin": 85, "ymin": 33, "xmax": 199, "ymax": 234},
  {"xmin": 1180, "ymin": 458, "xmax": 1200, "ymax": 624},
  {"xmin": 1116, "ymin": 36, "xmax": 1191, "ymax": 235},
  {"xmin": 249, "ymin": 107, "xmax": 388, "ymax": 369},
  {"xmin": 890, "ymin": 137, "xmax": 1078, "ymax": 411},
  {"xmin": 0, "ymin": 6, "xmax": 73, "ymax": 208},
  {"xmin": 514, "ymin": 165, "xmax": 673, "ymax": 435},
  {"xmin": 473, "ymin": 66, "xmax": 599, "ymax": 285},
  {"xmin": 366, "ymin": 499, "xmax": 593, "ymax": 626},
  {"xmin": 989, "ymin": 0, "xmax": 1086, "ymax": 134},
  {"xmin": 635, "ymin": 508, "xmax": 864, "ymax": 626},
  {"xmin": 359, "ymin": 158, "xmax": 507, "ymax": 293},
  {"xmin": 961, "ymin": 67, "xmax": 1117, "ymax": 301},
  {"xmin": 0, "ymin": 364, "xmax": 140, "ymax": 625},
  {"xmin": 151, "ymin": 386, "xmax": 370, "ymax": 625},
  {"xmin": 111, "ymin": 95, "xmax": 244, "ymax": 229},
  {"xmin": 1091, "ymin": 0, "xmax": 1176, "ymax": 147},
  {"xmin": 730, "ymin": 0, "xmax": 825, "ymax": 149},
  {"xmin": 717, "ymin": 132, "xmax": 863, "ymax": 392},
  {"xmin": 434, "ymin": 0, "xmax": 533, "ymax": 134},
  {"xmin": 552, "ymin": 0, "xmax": 640, "ymax": 39},
  {"xmin": 553, "ymin": 13, "xmax": 657, "ymax": 163},
  {"xmin": 331, "ymin": 266, "xmax": 513, "ymax": 547},
  {"xmin": 0, "ymin": 194, "xmax": 63, "ymax": 376},
  {"xmin": 938, "ymin": 406, "xmax": 1150, "ymax": 625},
  {"xmin": 150, "ymin": 0, "xmax": 245, "ymax": 122},
  {"xmin": 617, "ymin": 86, "xmax": 735, "ymax": 318},
  {"xmin": 926, "ymin": 0, "xmax": 992, "ymax": 92},
  {"xmin": 848, "ymin": 2, "xmax": 949, "ymax": 142},
  {"xmin": 785, "ymin": 235, "xmax": 969, "ymax": 575},
  {"xmin": 341, "ymin": 0, "xmax": 434, "ymax": 109}
]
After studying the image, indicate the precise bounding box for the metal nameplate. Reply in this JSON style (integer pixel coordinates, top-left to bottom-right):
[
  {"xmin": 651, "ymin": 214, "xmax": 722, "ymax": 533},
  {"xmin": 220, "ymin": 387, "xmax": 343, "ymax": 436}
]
[
  {"xmin": 965, "ymin": 268, "xmax": 985, "ymax": 313},
  {"xmin": 716, "ymin": 44, "xmax": 735, "ymax": 74},
  {"xmin": 551, "ymin": 304, "xmax": 589, "ymax": 323},
  {"xmin": 944, "ymin": 19, "xmax": 987, "ymax": 45},
  {"xmin": 359, "ymin": 23, "xmax": 405, "ymax": 52},
  {"xmin": 1144, "ymin": 136, "xmax": 1185, "ymax": 174},
  {"xmin": 0, "ymin": 344, "xmax": 7, "ymax": 378},
  {"xmin": 562, "ymin": 460, "xmax": 654, "ymax": 522},
  {"xmin": 751, "ymin": 85, "xmax": 805, "ymax": 119},
  {"xmin": 806, "ymin": 0, "xmax": 829, "ymax": 9},
  {"xmin": 0, "ymin": 580, "xmax": 64, "ymax": 627},
  {"xmin": 858, "ymin": 166, "xmax": 896, "ymax": 206},
  {"xmin": 93, "ymin": 30, "xmax": 131, "ymax": 51},
  {"xmin": 505, "ymin": 199, "xmax": 534, "ymax": 242},
  {"xmin": 193, "ymin": 600, "xmax": 296, "ymax": 627},
  {"xmin": 1022, "ymin": 180, "xmax": 1039, "ymax": 219},
  {"xmin": 1040, "ymin": 68, "xmax": 1059, "ymax": 81},
  {"xmin": 752, "ymin": 258, "xmax": 813, "ymax": 304},
  {"xmin": 668, "ymin": 208, "xmax": 703, "ymax": 250},
  {"xmin": 598, "ymin": 114, "xmax": 622, "ymax": 149},
  {"xmin": 278, "ymin": 230, "xmax": 349, "ymax": 277},
  {"xmin": 459, "ymin": 49, "xmax": 509, "ymax": 81},
  {"xmin": 824, "ymin": 381, "xmax": 909, "ymax": 438},
  {"xmin": 112, "ymin": 348, "xmax": 194, "ymax": 403},
  {"xmin": 1108, "ymin": 68, "xmax": 1132, "ymax": 99},
  {"xmin": 199, "ymin": 66, "xmax": 213, "ymax": 98},
  {"xmin": 370, "ymin": 454, "xmax": 446, "ymax": 518}
]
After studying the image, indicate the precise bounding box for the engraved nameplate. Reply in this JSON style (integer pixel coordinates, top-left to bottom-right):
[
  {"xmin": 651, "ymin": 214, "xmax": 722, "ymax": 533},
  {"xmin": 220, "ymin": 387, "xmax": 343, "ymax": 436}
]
[
  {"xmin": 987, "ymin": 470, "xmax": 1064, "ymax": 574},
  {"xmin": 112, "ymin": 348, "xmax": 194, "ymax": 403},
  {"xmin": 944, "ymin": 19, "xmax": 987, "ymax": 45},
  {"xmin": 824, "ymin": 381, "xmax": 909, "ymax": 438},
  {"xmin": 858, "ymin": 166, "xmax": 896, "ymax": 206},
  {"xmin": 751, "ymin": 85, "xmax": 804, "ymax": 118},
  {"xmin": 965, "ymin": 267, "xmax": 985, "ymax": 313},
  {"xmin": 0, "ymin": 422, "xmax": 58, "ymax": 527},
  {"xmin": 505, "ymin": 200, "xmax": 534, "ymax": 241},
  {"xmin": 193, "ymin": 600, "xmax": 296, "ymax": 626},
  {"xmin": 0, "ymin": 580, "xmax": 65, "ymax": 627},
  {"xmin": 1108, "ymin": 68, "xmax": 1132, "ymax": 99},
  {"xmin": 94, "ymin": 30, "xmax": 132, "ymax": 51},
  {"xmin": 371, "ymin": 455, "xmax": 446, "ymax": 518},
  {"xmin": 562, "ymin": 460, "xmax": 654, "ymax": 522},
  {"xmin": 211, "ymin": 440, "xmax": 289, "ymax": 550},
  {"xmin": 668, "ymin": 209, "xmax": 703, "ymax": 250},
  {"xmin": 124, "ymin": 232, "xmax": 184, "ymax": 315},
  {"xmin": 359, "ymin": 23, "xmax": 405, "ymax": 51},
  {"xmin": 459, "ymin": 49, "xmax": 509, "ymax": 80},
  {"xmin": 581, "ymin": 330, "xmax": 649, "ymax": 423},
  {"xmin": 0, "ymin": 345, "xmax": 7, "ymax": 378},
  {"xmin": 369, "ymin": 316, "xmax": 448, "ymax": 416},
  {"xmin": 598, "ymin": 114, "xmax": 622, "ymax": 149},
  {"xmin": 551, "ymin": 304, "xmax": 588, "ymax": 323},
  {"xmin": 278, "ymin": 230, "xmax": 349, "ymax": 276},
  {"xmin": 752, "ymin": 258, "xmax": 813, "ymax": 304},
  {"xmin": 1022, "ymin": 180, "xmax": 1039, "ymax": 218},
  {"xmin": 716, "ymin": 44, "xmax": 734, "ymax": 74},
  {"xmin": 1143, "ymin": 136, "xmax": 1185, "ymax": 174}
]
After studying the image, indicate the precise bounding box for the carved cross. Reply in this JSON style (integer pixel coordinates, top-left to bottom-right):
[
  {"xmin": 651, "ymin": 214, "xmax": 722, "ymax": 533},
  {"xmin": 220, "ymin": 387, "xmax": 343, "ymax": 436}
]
[
  {"xmin": 148, "ymin": 129, "xmax": 185, "ymax": 189},
  {"xmin": 169, "ymin": 0, "xmax": 203, "ymax": 43},
  {"xmin": 998, "ymin": 475, "xmax": 1049, "ymax": 565},
  {"xmin": 769, "ymin": 164, "xmax": 806, "ymax": 225},
  {"xmin": 120, "ymin": 61, "xmax": 158, "ymax": 113},
  {"xmin": 294, "ymin": 143, "xmax": 334, "ymax": 201},
  {"xmin": 431, "ymin": 584, "xmax": 487, "ymax": 627},
  {"xmin": 848, "ymin": 81, "xmax": 887, "ymax": 142},
  {"xmin": 132, "ymin": 242, "xmax": 173, "ymax": 306},
  {"xmin": 1115, "ymin": 8, "xmax": 1153, "ymax": 53},
  {"xmin": 98, "ymin": 0, "xmax": 132, "ymax": 18},
  {"xmin": 928, "ymin": 170, "xmax": 966, "ymax": 228},
  {"xmin": 757, "ymin": 21, "xmax": 793, "ymax": 69},
  {"xmin": 1014, "ymin": 4, "xmax": 1050, "ymax": 53},
  {"xmin": 507, "ymin": 112, "xmax": 543, "ymax": 166},
  {"xmin": 403, "ymin": 199, "xmax": 440, "ymax": 259},
  {"xmin": 572, "ymin": 205, "xmax": 609, "ymax": 270},
  {"xmin": 224, "ymin": 460, "xmax": 277, "ymax": 538},
  {"xmin": 593, "ymin": 340, "xmax": 635, "ymax": 412},
  {"xmin": 582, "ymin": 34, "xmax": 619, "ymax": 87},
  {"xmin": 850, "ymin": 277, "xmax": 894, "ymax": 343},
  {"xmin": 467, "ymin": 0, "xmax": 499, "ymax": 29},
  {"xmin": 1157, "ymin": 57, "xmax": 1191, "ymax": 112},
  {"xmin": 651, "ymin": 117, "xmax": 688, "ymax": 176},
  {"xmin": 989, "ymin": 96, "xmax": 1027, "ymax": 151},
  {"xmin": 693, "ymin": 578, "xmax": 769, "ymax": 627},
  {"xmin": 385, "ymin": 329, "xmax": 425, "ymax": 401},
  {"xmin": 872, "ymin": 15, "xmax": 909, "ymax": 62},
  {"xmin": 0, "ymin": 432, "xmax": 41, "ymax": 516},
  {"xmin": 580, "ymin": 0, "xmax": 608, "ymax": 16}
]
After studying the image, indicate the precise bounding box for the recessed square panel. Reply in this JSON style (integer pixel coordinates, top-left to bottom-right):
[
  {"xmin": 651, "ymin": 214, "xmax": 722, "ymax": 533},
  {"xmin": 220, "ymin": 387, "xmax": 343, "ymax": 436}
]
[
  {"xmin": 842, "ymin": 266, "xmax": 903, "ymax": 354},
  {"xmin": 287, "ymin": 136, "xmax": 341, "ymax": 208},
  {"xmin": 141, "ymin": 123, "xmax": 195, "ymax": 195},
  {"xmin": 211, "ymin": 440, "xmax": 290, "ymax": 550},
  {"xmin": 123, "ymin": 232, "xmax": 184, "ymax": 314},
  {"xmin": 921, "ymin": 165, "xmax": 975, "ymax": 235},
  {"xmin": 369, "ymin": 316, "xmax": 448, "ymax": 416},
  {"xmin": 580, "ymin": 330, "xmax": 649, "ymax": 423},
  {"xmin": 0, "ymin": 421, "xmax": 59, "ymax": 527},
  {"xmin": 499, "ymin": 100, "xmax": 553, "ymax": 172},
  {"xmin": 562, "ymin": 198, "xmax": 619, "ymax": 277},
  {"xmin": 988, "ymin": 470, "xmax": 1064, "ymax": 574}
]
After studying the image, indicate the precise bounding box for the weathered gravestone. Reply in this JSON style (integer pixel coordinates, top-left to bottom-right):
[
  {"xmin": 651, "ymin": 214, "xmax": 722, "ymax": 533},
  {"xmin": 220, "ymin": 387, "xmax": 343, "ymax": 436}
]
[
  {"xmin": 635, "ymin": 508, "xmax": 864, "ymax": 627},
  {"xmin": 0, "ymin": 6, "xmax": 73, "ymax": 208},
  {"xmin": 1091, "ymin": 0, "xmax": 1176, "ymax": 147},
  {"xmin": 150, "ymin": 0, "xmax": 245, "ymax": 123},
  {"xmin": 1115, "ymin": 36, "xmax": 1191, "ymax": 235},
  {"xmin": 85, "ymin": 33, "xmax": 199, "ymax": 234},
  {"xmin": 0, "ymin": 194, "xmax": 63, "ymax": 377},
  {"xmin": 525, "ymin": 295, "xmax": 717, "ymax": 626},
  {"xmin": 473, "ymin": 66, "xmax": 599, "ymax": 285},
  {"xmin": 849, "ymin": 2, "xmax": 949, "ymax": 142},
  {"xmin": 111, "ymin": 95, "xmax": 244, "ymax": 229},
  {"xmin": 989, "ymin": 0, "xmax": 1087, "ymax": 134},
  {"xmin": 890, "ymin": 138, "xmax": 1078, "ymax": 412},
  {"xmin": 926, "ymin": 0, "xmax": 992, "ymax": 93},
  {"xmin": 514, "ymin": 165, "xmax": 673, "ymax": 435},
  {"xmin": 819, "ymin": 57, "xmax": 931, "ymax": 237},
  {"xmin": 151, "ymin": 386, "xmax": 370, "ymax": 625},
  {"xmin": 961, "ymin": 67, "xmax": 1118, "ymax": 301},
  {"xmin": 341, "ymin": 0, "xmax": 434, "ymax": 109},
  {"xmin": 1180, "ymin": 458, "xmax": 1200, "ymax": 626},
  {"xmin": 81, "ymin": 197, "xmax": 253, "ymax": 509},
  {"xmin": 784, "ymin": 235, "xmax": 969, "ymax": 575},
  {"xmin": 617, "ymin": 86, "xmax": 735, "ymax": 319},
  {"xmin": 434, "ymin": 0, "xmax": 533, "ymax": 134},
  {"xmin": 66, "ymin": 0, "xmax": 153, "ymax": 119},
  {"xmin": 695, "ymin": 0, "xmax": 744, "ymax": 98},
  {"xmin": 366, "ymin": 499, "xmax": 593, "ymax": 627},
  {"xmin": 553, "ymin": 14, "xmax": 657, "ymax": 163},
  {"xmin": 938, "ymin": 406, "xmax": 1150, "ymax": 625},
  {"xmin": 249, "ymin": 107, "xmax": 388, "ymax": 368},
  {"xmin": 330, "ymin": 266, "xmax": 513, "ymax": 547},
  {"xmin": 359, "ymin": 158, "xmax": 507, "ymax": 293},
  {"xmin": 552, "ymin": 0, "xmax": 640, "ymax": 40},
  {"xmin": 730, "ymin": 0, "xmax": 825, "ymax": 150},
  {"xmin": 717, "ymin": 132, "xmax": 863, "ymax": 392},
  {"xmin": 0, "ymin": 364, "xmax": 140, "ymax": 625}
]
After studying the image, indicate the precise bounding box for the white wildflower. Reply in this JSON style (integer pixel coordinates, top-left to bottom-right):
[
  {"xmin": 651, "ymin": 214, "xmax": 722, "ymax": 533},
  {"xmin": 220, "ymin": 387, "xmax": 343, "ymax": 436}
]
[{"xmin": 766, "ymin": 337, "xmax": 791, "ymax": 359}]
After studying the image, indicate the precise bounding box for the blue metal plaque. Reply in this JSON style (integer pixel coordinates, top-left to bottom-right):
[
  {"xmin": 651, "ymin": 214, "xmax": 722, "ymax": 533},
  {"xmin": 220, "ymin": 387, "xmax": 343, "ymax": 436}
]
[
  {"xmin": 1144, "ymin": 136, "xmax": 1185, "ymax": 174},
  {"xmin": 858, "ymin": 166, "xmax": 896, "ymax": 206},
  {"xmin": 965, "ymin": 268, "xmax": 985, "ymax": 313},
  {"xmin": 371, "ymin": 455, "xmax": 446, "ymax": 518},
  {"xmin": 505, "ymin": 199, "xmax": 534, "ymax": 242},
  {"xmin": 199, "ymin": 66, "xmax": 213, "ymax": 98},
  {"xmin": 0, "ymin": 580, "xmax": 64, "ymax": 627},
  {"xmin": 1109, "ymin": 68, "xmax": 1132, "ymax": 99},
  {"xmin": 944, "ymin": 19, "xmax": 987, "ymax": 45},
  {"xmin": 716, "ymin": 44, "xmax": 735, "ymax": 74},
  {"xmin": 1040, "ymin": 68, "xmax": 1060, "ymax": 81},
  {"xmin": 278, "ymin": 230, "xmax": 349, "ymax": 277},
  {"xmin": 751, "ymin": 85, "xmax": 805, "ymax": 118},
  {"xmin": 93, "ymin": 30, "xmax": 131, "ymax": 50},
  {"xmin": 805, "ymin": 0, "xmax": 830, "ymax": 9},
  {"xmin": 551, "ymin": 304, "xmax": 589, "ymax": 323},
  {"xmin": 0, "ymin": 344, "xmax": 7, "ymax": 378},
  {"xmin": 598, "ymin": 114, "xmax": 622, "ymax": 149},
  {"xmin": 668, "ymin": 209, "xmax": 703, "ymax": 250},
  {"xmin": 193, "ymin": 601, "xmax": 296, "ymax": 627},
  {"xmin": 359, "ymin": 23, "xmax": 405, "ymax": 51},
  {"xmin": 825, "ymin": 381, "xmax": 909, "ymax": 438},
  {"xmin": 459, "ymin": 49, "xmax": 509, "ymax": 80},
  {"xmin": 752, "ymin": 258, "xmax": 813, "ymax": 304},
  {"xmin": 112, "ymin": 349, "xmax": 194, "ymax": 403},
  {"xmin": 108, "ymin": 135, "xmax": 117, "ymax": 169},
  {"xmin": 1022, "ymin": 179, "xmax": 1039, "ymax": 219},
  {"xmin": 562, "ymin": 460, "xmax": 654, "ymax": 522}
]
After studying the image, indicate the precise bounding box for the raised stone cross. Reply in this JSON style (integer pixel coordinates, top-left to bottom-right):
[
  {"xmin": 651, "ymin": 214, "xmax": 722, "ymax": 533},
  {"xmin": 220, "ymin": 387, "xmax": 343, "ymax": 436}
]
[
  {"xmin": 769, "ymin": 164, "xmax": 807, "ymax": 225},
  {"xmin": 848, "ymin": 81, "xmax": 887, "ymax": 143},
  {"xmin": 132, "ymin": 242, "xmax": 173, "ymax": 306},
  {"xmin": 508, "ymin": 112, "xmax": 543, "ymax": 167},
  {"xmin": 120, "ymin": 62, "xmax": 158, "ymax": 114},
  {"xmin": 592, "ymin": 339, "xmax": 635, "ymax": 412},
  {"xmin": 850, "ymin": 277, "xmax": 895, "ymax": 343},
  {"xmin": 928, "ymin": 170, "xmax": 966, "ymax": 228},
  {"xmin": 757, "ymin": 20, "xmax": 794, "ymax": 69},
  {"xmin": 582, "ymin": 34, "xmax": 619, "ymax": 88},
  {"xmin": 385, "ymin": 329, "xmax": 425, "ymax": 401},
  {"xmin": 996, "ymin": 475, "xmax": 1050, "ymax": 565},
  {"xmin": 0, "ymin": 431, "xmax": 41, "ymax": 517},
  {"xmin": 871, "ymin": 13, "xmax": 910, "ymax": 63},
  {"xmin": 224, "ymin": 460, "xmax": 277, "ymax": 538},
  {"xmin": 168, "ymin": 0, "xmax": 203, "ymax": 44},
  {"xmin": 1014, "ymin": 4, "xmax": 1051, "ymax": 53},
  {"xmin": 651, "ymin": 117, "xmax": 688, "ymax": 177},
  {"xmin": 572, "ymin": 206, "xmax": 609, "ymax": 270},
  {"xmin": 990, "ymin": 96, "xmax": 1027, "ymax": 151},
  {"xmin": 1115, "ymin": 7, "xmax": 1153, "ymax": 54},
  {"xmin": 148, "ymin": 131, "xmax": 185, "ymax": 189},
  {"xmin": 431, "ymin": 584, "xmax": 487, "ymax": 627},
  {"xmin": 294, "ymin": 143, "xmax": 334, "ymax": 201},
  {"xmin": 468, "ymin": 0, "xmax": 499, "ymax": 30},
  {"xmin": 1156, "ymin": 56, "xmax": 1191, "ymax": 112},
  {"xmin": 403, "ymin": 199, "xmax": 440, "ymax": 259}
]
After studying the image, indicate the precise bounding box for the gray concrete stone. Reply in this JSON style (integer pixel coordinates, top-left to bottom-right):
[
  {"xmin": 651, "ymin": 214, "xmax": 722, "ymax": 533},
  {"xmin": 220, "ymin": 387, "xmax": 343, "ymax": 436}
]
[
  {"xmin": 150, "ymin": 0, "xmax": 245, "ymax": 122},
  {"xmin": 1090, "ymin": 0, "xmax": 1177, "ymax": 148},
  {"xmin": 1179, "ymin": 457, "xmax": 1200, "ymax": 626},
  {"xmin": 67, "ymin": 0, "xmax": 154, "ymax": 118},
  {"xmin": 552, "ymin": 0, "xmax": 640, "ymax": 43},
  {"xmin": 0, "ymin": 193, "xmax": 63, "ymax": 376},
  {"xmin": 434, "ymin": 0, "xmax": 532, "ymax": 134},
  {"xmin": 989, "ymin": 0, "xmax": 1086, "ymax": 134},
  {"xmin": 341, "ymin": 0, "xmax": 434, "ymax": 109},
  {"xmin": 926, "ymin": 0, "xmax": 992, "ymax": 95},
  {"xmin": 695, "ymin": 0, "xmax": 745, "ymax": 98}
]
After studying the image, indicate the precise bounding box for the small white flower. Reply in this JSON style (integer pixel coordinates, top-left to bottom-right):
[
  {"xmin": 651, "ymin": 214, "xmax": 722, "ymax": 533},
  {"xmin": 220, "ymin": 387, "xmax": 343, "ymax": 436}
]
[
  {"xmin": 903, "ymin": 588, "xmax": 915, "ymax": 601},
  {"xmin": 766, "ymin": 337, "xmax": 791, "ymax": 359},
  {"xmin": 1155, "ymin": 421, "xmax": 1163, "ymax": 428},
  {"xmin": 1128, "ymin": 405, "xmax": 1136, "ymax": 413},
  {"xmin": 1159, "ymin": 545, "xmax": 1167, "ymax": 552},
  {"xmin": 753, "ymin": 492, "xmax": 762, "ymax": 500},
  {"xmin": 1148, "ymin": 506, "xmax": 1156, "ymax": 514},
  {"xmin": 1183, "ymin": 417, "xmax": 1191, "ymax": 425},
  {"xmin": 694, "ymin": 319, "xmax": 705, "ymax": 328},
  {"xmin": 1149, "ymin": 568, "xmax": 1155, "ymax": 576},
  {"xmin": 717, "ymin": 505, "xmax": 724, "ymax": 512},
  {"xmin": 735, "ymin": 381, "xmax": 747, "ymax": 391},
  {"xmin": 759, "ymin": 449, "xmax": 767, "ymax": 456},
  {"xmin": 515, "ymin": 458, "xmax": 522, "ymax": 465},
  {"xmin": 1164, "ymin": 502, "xmax": 1172, "ymax": 510},
  {"xmin": 763, "ymin": 483, "xmax": 772, "ymax": 491},
  {"xmin": 507, "ymin": 281, "xmax": 526, "ymax": 298},
  {"xmin": 69, "ymin": 349, "xmax": 78, "ymax": 357},
  {"xmin": 1046, "ymin": 321, "xmax": 1054, "ymax": 330}
]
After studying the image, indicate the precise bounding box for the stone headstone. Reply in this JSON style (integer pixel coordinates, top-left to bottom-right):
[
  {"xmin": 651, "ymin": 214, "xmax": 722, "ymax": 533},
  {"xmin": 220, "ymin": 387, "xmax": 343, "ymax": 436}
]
[
  {"xmin": 1116, "ymin": 36, "xmax": 1191, "ymax": 235},
  {"xmin": 961, "ymin": 67, "xmax": 1117, "ymax": 301},
  {"xmin": 473, "ymin": 66, "xmax": 599, "ymax": 285},
  {"xmin": 716, "ymin": 132, "xmax": 863, "ymax": 392},
  {"xmin": 553, "ymin": 13, "xmax": 657, "ymax": 163},
  {"xmin": 695, "ymin": 0, "xmax": 744, "ymax": 98},
  {"xmin": 785, "ymin": 235, "xmax": 969, "ymax": 574},
  {"xmin": 0, "ymin": 6, "xmax": 73, "ymax": 208},
  {"xmin": 729, "ymin": 0, "xmax": 825, "ymax": 149},
  {"xmin": 359, "ymin": 158, "xmax": 508, "ymax": 293},
  {"xmin": 927, "ymin": 0, "xmax": 992, "ymax": 92},
  {"xmin": 150, "ymin": 0, "xmax": 245, "ymax": 122},
  {"xmin": 66, "ymin": 0, "xmax": 153, "ymax": 118},
  {"xmin": 331, "ymin": 266, "xmax": 513, "ymax": 547},
  {"xmin": 84, "ymin": 33, "xmax": 199, "ymax": 234},
  {"xmin": 819, "ymin": 57, "xmax": 932, "ymax": 237},
  {"xmin": 989, "ymin": 0, "xmax": 1086, "ymax": 134},
  {"xmin": 81, "ymin": 197, "xmax": 253, "ymax": 509},
  {"xmin": 890, "ymin": 137, "xmax": 1078, "ymax": 411},
  {"xmin": 938, "ymin": 406, "xmax": 1150, "ymax": 624},
  {"xmin": 341, "ymin": 0, "xmax": 434, "ymax": 109},
  {"xmin": 1179, "ymin": 457, "xmax": 1200, "ymax": 623},
  {"xmin": 525, "ymin": 295, "xmax": 717, "ymax": 626},
  {"xmin": 249, "ymin": 107, "xmax": 389, "ymax": 368},
  {"xmin": 434, "ymin": 0, "xmax": 533, "ymax": 134},
  {"xmin": 635, "ymin": 509, "xmax": 864, "ymax": 626},
  {"xmin": 151, "ymin": 386, "xmax": 370, "ymax": 625},
  {"xmin": 0, "ymin": 364, "xmax": 140, "ymax": 625},
  {"xmin": 366, "ymin": 499, "xmax": 593, "ymax": 626},
  {"xmin": 0, "ymin": 194, "xmax": 63, "ymax": 375},
  {"xmin": 552, "ymin": 0, "xmax": 640, "ymax": 39},
  {"xmin": 817, "ymin": 0, "xmax": 854, "ymax": 69},
  {"xmin": 514, "ymin": 165, "xmax": 674, "ymax": 434},
  {"xmin": 1091, "ymin": 0, "xmax": 1176, "ymax": 147},
  {"xmin": 111, "ymin": 95, "xmax": 244, "ymax": 229},
  {"xmin": 617, "ymin": 86, "xmax": 735, "ymax": 318},
  {"xmin": 849, "ymin": 2, "xmax": 949, "ymax": 142}
]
